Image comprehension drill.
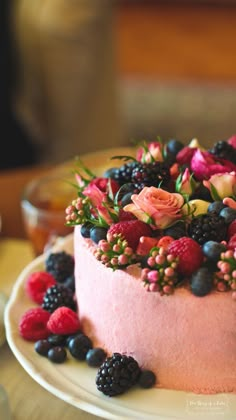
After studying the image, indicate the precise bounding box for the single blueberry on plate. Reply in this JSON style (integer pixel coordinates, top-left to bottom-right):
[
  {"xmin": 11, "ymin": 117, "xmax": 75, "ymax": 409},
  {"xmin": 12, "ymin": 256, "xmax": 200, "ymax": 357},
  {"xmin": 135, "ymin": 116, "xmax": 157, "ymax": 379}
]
[{"xmin": 86, "ymin": 348, "xmax": 107, "ymax": 367}]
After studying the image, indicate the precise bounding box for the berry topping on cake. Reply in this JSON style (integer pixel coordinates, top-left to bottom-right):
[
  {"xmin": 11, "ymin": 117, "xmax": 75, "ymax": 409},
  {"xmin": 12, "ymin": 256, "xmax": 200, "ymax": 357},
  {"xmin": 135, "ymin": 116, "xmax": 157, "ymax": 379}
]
[
  {"xmin": 42, "ymin": 284, "xmax": 76, "ymax": 313},
  {"xmin": 190, "ymin": 267, "xmax": 214, "ymax": 297},
  {"xmin": 168, "ymin": 237, "xmax": 204, "ymax": 276},
  {"xmin": 19, "ymin": 308, "xmax": 50, "ymax": 341},
  {"xmin": 47, "ymin": 307, "xmax": 80, "ymax": 335},
  {"xmin": 25, "ymin": 271, "xmax": 56, "ymax": 304},
  {"xmin": 130, "ymin": 161, "xmax": 171, "ymax": 190},
  {"xmin": 188, "ymin": 213, "xmax": 227, "ymax": 245},
  {"xmin": 63, "ymin": 135, "xmax": 236, "ymax": 299},
  {"xmin": 45, "ymin": 251, "xmax": 74, "ymax": 283},
  {"xmin": 107, "ymin": 220, "xmax": 153, "ymax": 251},
  {"xmin": 94, "ymin": 234, "xmax": 136, "ymax": 269},
  {"xmin": 141, "ymin": 247, "xmax": 179, "ymax": 294},
  {"xmin": 96, "ymin": 353, "xmax": 141, "ymax": 396},
  {"xmin": 214, "ymin": 249, "xmax": 236, "ymax": 292},
  {"xmin": 209, "ymin": 140, "xmax": 236, "ymax": 164},
  {"xmin": 227, "ymin": 219, "xmax": 236, "ymax": 239}
]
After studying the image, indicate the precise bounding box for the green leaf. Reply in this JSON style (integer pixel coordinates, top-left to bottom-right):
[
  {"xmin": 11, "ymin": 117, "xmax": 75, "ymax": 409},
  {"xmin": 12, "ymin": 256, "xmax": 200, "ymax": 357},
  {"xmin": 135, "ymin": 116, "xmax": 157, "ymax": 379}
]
[
  {"xmin": 209, "ymin": 182, "xmax": 221, "ymax": 201},
  {"xmin": 110, "ymin": 155, "xmax": 136, "ymax": 162}
]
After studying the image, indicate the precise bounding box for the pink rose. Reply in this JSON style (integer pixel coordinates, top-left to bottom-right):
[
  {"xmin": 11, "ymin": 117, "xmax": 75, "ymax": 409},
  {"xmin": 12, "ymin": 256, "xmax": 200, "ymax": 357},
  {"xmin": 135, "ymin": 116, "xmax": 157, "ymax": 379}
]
[
  {"xmin": 136, "ymin": 141, "xmax": 164, "ymax": 163},
  {"xmin": 83, "ymin": 184, "xmax": 107, "ymax": 207},
  {"xmin": 124, "ymin": 187, "xmax": 184, "ymax": 229},
  {"xmin": 190, "ymin": 149, "xmax": 236, "ymax": 181},
  {"xmin": 88, "ymin": 177, "xmax": 119, "ymax": 195},
  {"xmin": 175, "ymin": 168, "xmax": 197, "ymax": 197},
  {"xmin": 203, "ymin": 172, "xmax": 236, "ymax": 200},
  {"xmin": 176, "ymin": 146, "xmax": 196, "ymax": 165}
]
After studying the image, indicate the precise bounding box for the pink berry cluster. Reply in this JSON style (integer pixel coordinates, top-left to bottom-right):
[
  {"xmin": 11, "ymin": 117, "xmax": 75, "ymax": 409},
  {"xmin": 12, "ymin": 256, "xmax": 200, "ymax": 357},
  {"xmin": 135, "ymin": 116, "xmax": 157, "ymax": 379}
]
[
  {"xmin": 214, "ymin": 250, "xmax": 236, "ymax": 296},
  {"xmin": 65, "ymin": 196, "xmax": 90, "ymax": 225},
  {"xmin": 94, "ymin": 233, "xmax": 136, "ymax": 270},
  {"xmin": 141, "ymin": 247, "xmax": 179, "ymax": 295}
]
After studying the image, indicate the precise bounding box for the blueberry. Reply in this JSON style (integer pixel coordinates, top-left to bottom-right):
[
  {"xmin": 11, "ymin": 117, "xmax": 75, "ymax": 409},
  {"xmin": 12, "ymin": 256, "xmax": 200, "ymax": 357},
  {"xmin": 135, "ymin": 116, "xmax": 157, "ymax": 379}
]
[
  {"xmin": 68, "ymin": 333, "xmax": 93, "ymax": 360},
  {"xmin": 138, "ymin": 370, "xmax": 156, "ymax": 389},
  {"xmin": 202, "ymin": 241, "xmax": 226, "ymax": 262},
  {"xmin": 90, "ymin": 227, "xmax": 108, "ymax": 244},
  {"xmin": 86, "ymin": 348, "xmax": 107, "ymax": 367},
  {"xmin": 219, "ymin": 207, "xmax": 236, "ymax": 224},
  {"xmin": 81, "ymin": 222, "xmax": 93, "ymax": 238},
  {"xmin": 103, "ymin": 167, "xmax": 118, "ymax": 179},
  {"xmin": 164, "ymin": 221, "xmax": 186, "ymax": 239},
  {"xmin": 164, "ymin": 151, "xmax": 176, "ymax": 166},
  {"xmin": 48, "ymin": 346, "xmax": 67, "ymax": 363},
  {"xmin": 48, "ymin": 334, "xmax": 67, "ymax": 347},
  {"xmin": 166, "ymin": 139, "xmax": 184, "ymax": 156},
  {"xmin": 190, "ymin": 267, "xmax": 214, "ymax": 297},
  {"xmin": 207, "ymin": 201, "xmax": 226, "ymax": 215},
  {"xmin": 35, "ymin": 339, "xmax": 52, "ymax": 357}
]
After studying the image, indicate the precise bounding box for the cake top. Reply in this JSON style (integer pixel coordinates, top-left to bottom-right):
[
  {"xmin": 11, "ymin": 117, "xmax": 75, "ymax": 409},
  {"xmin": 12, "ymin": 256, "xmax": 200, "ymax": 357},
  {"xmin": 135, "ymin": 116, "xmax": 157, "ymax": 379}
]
[{"xmin": 65, "ymin": 135, "xmax": 236, "ymax": 299}]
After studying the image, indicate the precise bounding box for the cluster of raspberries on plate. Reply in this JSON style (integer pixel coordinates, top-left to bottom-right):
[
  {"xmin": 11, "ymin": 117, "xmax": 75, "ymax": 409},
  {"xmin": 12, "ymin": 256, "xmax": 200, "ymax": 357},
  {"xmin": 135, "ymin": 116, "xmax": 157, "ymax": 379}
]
[
  {"xmin": 65, "ymin": 136, "xmax": 236, "ymax": 299},
  {"xmin": 19, "ymin": 251, "xmax": 156, "ymax": 396}
]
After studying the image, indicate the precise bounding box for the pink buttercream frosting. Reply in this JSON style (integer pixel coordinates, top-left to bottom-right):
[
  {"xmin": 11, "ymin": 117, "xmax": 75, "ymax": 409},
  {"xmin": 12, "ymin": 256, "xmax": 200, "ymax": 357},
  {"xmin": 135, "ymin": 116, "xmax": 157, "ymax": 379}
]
[{"xmin": 74, "ymin": 226, "xmax": 236, "ymax": 394}]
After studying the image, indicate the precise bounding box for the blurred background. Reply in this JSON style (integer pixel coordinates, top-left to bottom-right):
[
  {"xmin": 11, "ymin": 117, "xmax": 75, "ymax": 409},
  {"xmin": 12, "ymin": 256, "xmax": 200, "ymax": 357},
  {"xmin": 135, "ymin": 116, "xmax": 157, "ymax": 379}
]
[{"xmin": 1, "ymin": 0, "xmax": 236, "ymax": 170}]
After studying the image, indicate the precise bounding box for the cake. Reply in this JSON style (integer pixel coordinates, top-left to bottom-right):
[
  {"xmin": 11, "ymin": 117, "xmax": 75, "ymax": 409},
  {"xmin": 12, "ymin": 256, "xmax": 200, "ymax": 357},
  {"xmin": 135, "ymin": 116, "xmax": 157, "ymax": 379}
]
[{"xmin": 65, "ymin": 136, "xmax": 236, "ymax": 395}]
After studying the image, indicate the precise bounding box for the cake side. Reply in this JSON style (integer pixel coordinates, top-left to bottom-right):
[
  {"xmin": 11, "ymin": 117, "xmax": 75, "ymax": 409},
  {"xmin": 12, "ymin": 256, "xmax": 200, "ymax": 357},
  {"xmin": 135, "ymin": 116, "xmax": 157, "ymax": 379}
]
[{"xmin": 75, "ymin": 226, "xmax": 236, "ymax": 394}]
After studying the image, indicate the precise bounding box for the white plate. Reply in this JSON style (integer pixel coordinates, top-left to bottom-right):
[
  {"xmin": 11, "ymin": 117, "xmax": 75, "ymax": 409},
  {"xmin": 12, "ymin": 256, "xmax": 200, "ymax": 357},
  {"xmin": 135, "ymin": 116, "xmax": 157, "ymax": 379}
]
[{"xmin": 4, "ymin": 235, "xmax": 236, "ymax": 420}]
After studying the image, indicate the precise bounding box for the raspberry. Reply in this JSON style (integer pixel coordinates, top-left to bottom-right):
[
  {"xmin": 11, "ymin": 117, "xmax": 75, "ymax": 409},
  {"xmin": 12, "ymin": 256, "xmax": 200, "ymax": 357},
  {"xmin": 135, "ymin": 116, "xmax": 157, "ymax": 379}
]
[
  {"xmin": 107, "ymin": 220, "xmax": 152, "ymax": 251},
  {"xmin": 227, "ymin": 233, "xmax": 236, "ymax": 250},
  {"xmin": 227, "ymin": 220, "xmax": 236, "ymax": 240},
  {"xmin": 19, "ymin": 308, "xmax": 50, "ymax": 341},
  {"xmin": 47, "ymin": 307, "xmax": 80, "ymax": 335},
  {"xmin": 168, "ymin": 237, "xmax": 204, "ymax": 276},
  {"xmin": 25, "ymin": 271, "xmax": 56, "ymax": 304},
  {"xmin": 157, "ymin": 236, "xmax": 174, "ymax": 250},
  {"xmin": 136, "ymin": 236, "xmax": 159, "ymax": 256},
  {"xmin": 118, "ymin": 209, "xmax": 136, "ymax": 222}
]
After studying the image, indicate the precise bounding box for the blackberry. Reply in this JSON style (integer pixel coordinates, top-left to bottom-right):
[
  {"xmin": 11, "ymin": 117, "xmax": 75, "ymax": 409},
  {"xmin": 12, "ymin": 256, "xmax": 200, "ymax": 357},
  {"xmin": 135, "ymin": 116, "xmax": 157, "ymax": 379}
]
[
  {"xmin": 42, "ymin": 284, "xmax": 76, "ymax": 313},
  {"xmin": 112, "ymin": 161, "xmax": 137, "ymax": 186},
  {"xmin": 209, "ymin": 140, "xmax": 236, "ymax": 164},
  {"xmin": 96, "ymin": 353, "xmax": 141, "ymax": 396},
  {"xmin": 188, "ymin": 213, "xmax": 227, "ymax": 245},
  {"xmin": 45, "ymin": 251, "xmax": 74, "ymax": 283},
  {"xmin": 131, "ymin": 161, "xmax": 171, "ymax": 190}
]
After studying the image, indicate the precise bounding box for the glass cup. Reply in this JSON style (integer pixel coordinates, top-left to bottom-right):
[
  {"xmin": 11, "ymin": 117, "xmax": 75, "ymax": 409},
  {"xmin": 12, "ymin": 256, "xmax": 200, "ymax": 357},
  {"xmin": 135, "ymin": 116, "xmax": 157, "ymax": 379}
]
[{"xmin": 21, "ymin": 172, "xmax": 75, "ymax": 256}]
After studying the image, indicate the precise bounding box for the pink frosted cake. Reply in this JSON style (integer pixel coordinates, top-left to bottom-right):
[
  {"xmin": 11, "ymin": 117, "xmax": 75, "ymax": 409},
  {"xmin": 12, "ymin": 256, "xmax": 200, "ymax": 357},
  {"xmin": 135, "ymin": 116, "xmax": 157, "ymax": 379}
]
[{"xmin": 66, "ymin": 136, "xmax": 236, "ymax": 394}]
